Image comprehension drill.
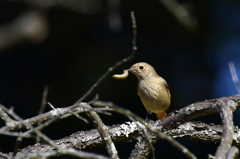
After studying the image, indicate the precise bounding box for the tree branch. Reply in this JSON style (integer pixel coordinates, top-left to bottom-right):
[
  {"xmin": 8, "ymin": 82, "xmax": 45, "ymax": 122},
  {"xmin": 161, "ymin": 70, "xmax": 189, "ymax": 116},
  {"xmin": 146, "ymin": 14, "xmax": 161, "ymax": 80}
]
[
  {"xmin": 86, "ymin": 104, "xmax": 119, "ymax": 159},
  {"xmin": 229, "ymin": 62, "xmax": 240, "ymax": 93},
  {"xmin": 0, "ymin": 103, "xmax": 107, "ymax": 131},
  {"xmin": 226, "ymin": 146, "xmax": 239, "ymax": 159},
  {"xmin": 3, "ymin": 120, "xmax": 240, "ymax": 158},
  {"xmin": 1, "ymin": 95, "xmax": 240, "ymax": 158},
  {"xmin": 215, "ymin": 100, "xmax": 234, "ymax": 159},
  {"xmin": 93, "ymin": 101, "xmax": 197, "ymax": 159},
  {"xmin": 157, "ymin": 94, "xmax": 240, "ymax": 130},
  {"xmin": 12, "ymin": 148, "xmax": 112, "ymax": 159}
]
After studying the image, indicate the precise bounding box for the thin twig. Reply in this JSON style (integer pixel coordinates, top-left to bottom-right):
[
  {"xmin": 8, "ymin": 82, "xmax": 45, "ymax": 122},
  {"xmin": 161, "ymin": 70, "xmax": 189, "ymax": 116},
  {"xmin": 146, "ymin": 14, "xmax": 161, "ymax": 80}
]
[
  {"xmin": 0, "ymin": 130, "xmax": 31, "ymax": 138},
  {"xmin": 0, "ymin": 103, "xmax": 108, "ymax": 131},
  {"xmin": 23, "ymin": 116, "xmax": 60, "ymax": 137},
  {"xmin": 36, "ymin": 85, "xmax": 49, "ymax": 143},
  {"xmin": 130, "ymin": 11, "xmax": 137, "ymax": 55},
  {"xmin": 215, "ymin": 100, "xmax": 234, "ymax": 159},
  {"xmin": 38, "ymin": 85, "xmax": 49, "ymax": 115},
  {"xmin": 229, "ymin": 61, "xmax": 240, "ymax": 93},
  {"xmin": 73, "ymin": 11, "xmax": 137, "ymax": 106},
  {"xmin": 87, "ymin": 104, "xmax": 119, "ymax": 159},
  {"xmin": 0, "ymin": 105, "xmax": 61, "ymax": 152},
  {"xmin": 48, "ymin": 102, "xmax": 56, "ymax": 110},
  {"xmin": 12, "ymin": 137, "xmax": 22, "ymax": 157},
  {"xmin": 0, "ymin": 107, "xmax": 14, "ymax": 123}
]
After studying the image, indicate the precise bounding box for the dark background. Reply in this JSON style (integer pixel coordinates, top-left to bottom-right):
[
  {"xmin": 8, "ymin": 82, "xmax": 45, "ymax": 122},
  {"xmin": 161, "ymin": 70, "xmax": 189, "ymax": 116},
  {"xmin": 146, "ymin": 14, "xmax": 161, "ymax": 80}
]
[{"xmin": 0, "ymin": 0, "xmax": 240, "ymax": 158}]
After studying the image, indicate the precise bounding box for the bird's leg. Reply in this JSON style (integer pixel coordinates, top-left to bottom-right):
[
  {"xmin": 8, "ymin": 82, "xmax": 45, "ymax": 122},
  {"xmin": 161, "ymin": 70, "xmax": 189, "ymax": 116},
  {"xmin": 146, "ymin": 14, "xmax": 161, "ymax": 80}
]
[
  {"xmin": 145, "ymin": 112, "xmax": 150, "ymax": 122},
  {"xmin": 156, "ymin": 112, "xmax": 167, "ymax": 120}
]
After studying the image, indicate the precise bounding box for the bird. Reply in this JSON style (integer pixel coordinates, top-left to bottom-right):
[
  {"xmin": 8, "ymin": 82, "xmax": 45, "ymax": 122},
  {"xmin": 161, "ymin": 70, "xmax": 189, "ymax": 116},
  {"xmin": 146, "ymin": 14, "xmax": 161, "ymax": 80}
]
[{"xmin": 127, "ymin": 62, "xmax": 171, "ymax": 120}]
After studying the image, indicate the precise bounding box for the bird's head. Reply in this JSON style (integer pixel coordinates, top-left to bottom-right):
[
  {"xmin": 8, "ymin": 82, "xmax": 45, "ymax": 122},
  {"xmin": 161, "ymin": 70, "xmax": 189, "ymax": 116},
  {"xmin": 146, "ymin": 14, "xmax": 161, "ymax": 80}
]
[{"xmin": 127, "ymin": 62, "xmax": 158, "ymax": 80}]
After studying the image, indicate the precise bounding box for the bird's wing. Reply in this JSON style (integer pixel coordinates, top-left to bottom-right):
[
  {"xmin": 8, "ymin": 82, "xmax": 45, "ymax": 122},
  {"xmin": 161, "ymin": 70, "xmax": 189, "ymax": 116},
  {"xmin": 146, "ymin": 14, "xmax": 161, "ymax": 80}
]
[{"xmin": 163, "ymin": 80, "xmax": 171, "ymax": 99}]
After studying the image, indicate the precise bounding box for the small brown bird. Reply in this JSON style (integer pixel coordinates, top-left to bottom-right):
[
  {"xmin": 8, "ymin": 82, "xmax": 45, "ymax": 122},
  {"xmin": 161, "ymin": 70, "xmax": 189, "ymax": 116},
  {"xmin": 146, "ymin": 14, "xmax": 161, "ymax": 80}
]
[{"xmin": 127, "ymin": 62, "xmax": 171, "ymax": 120}]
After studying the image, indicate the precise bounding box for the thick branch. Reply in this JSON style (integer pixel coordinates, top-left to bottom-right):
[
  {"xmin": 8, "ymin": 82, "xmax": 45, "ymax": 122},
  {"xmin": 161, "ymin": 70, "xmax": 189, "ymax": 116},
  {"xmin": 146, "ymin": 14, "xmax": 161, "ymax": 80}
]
[
  {"xmin": 215, "ymin": 100, "xmax": 234, "ymax": 159},
  {"xmin": 3, "ymin": 122, "xmax": 139, "ymax": 158},
  {"xmin": 4, "ymin": 120, "xmax": 240, "ymax": 159},
  {"xmin": 226, "ymin": 146, "xmax": 239, "ymax": 159},
  {"xmin": 87, "ymin": 105, "xmax": 119, "ymax": 159},
  {"xmin": 93, "ymin": 101, "xmax": 197, "ymax": 159},
  {"xmin": 166, "ymin": 122, "xmax": 240, "ymax": 147},
  {"xmin": 129, "ymin": 131, "xmax": 158, "ymax": 159},
  {"xmin": 2, "ymin": 95, "xmax": 240, "ymax": 158},
  {"xmin": 157, "ymin": 94, "xmax": 240, "ymax": 130}
]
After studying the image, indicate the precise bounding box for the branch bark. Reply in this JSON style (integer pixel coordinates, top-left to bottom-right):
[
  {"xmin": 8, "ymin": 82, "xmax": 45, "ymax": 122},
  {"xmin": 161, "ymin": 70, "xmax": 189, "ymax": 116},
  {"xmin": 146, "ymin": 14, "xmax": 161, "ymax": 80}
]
[
  {"xmin": 86, "ymin": 104, "xmax": 119, "ymax": 159},
  {"xmin": 156, "ymin": 94, "xmax": 240, "ymax": 130},
  {"xmin": 215, "ymin": 100, "xmax": 234, "ymax": 159},
  {"xmin": 1, "ymin": 95, "xmax": 240, "ymax": 158},
  {"xmin": 3, "ymin": 120, "xmax": 240, "ymax": 159}
]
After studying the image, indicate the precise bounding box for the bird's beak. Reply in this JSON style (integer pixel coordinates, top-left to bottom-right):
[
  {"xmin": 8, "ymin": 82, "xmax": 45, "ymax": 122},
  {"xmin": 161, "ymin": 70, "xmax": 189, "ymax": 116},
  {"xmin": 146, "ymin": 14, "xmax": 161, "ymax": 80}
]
[{"xmin": 127, "ymin": 68, "xmax": 133, "ymax": 73}]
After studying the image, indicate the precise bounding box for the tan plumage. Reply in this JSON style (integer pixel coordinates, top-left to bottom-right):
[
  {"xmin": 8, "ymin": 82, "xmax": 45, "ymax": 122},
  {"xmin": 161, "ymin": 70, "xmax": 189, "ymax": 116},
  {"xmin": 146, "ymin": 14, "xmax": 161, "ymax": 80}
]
[{"xmin": 128, "ymin": 62, "xmax": 170, "ymax": 120}]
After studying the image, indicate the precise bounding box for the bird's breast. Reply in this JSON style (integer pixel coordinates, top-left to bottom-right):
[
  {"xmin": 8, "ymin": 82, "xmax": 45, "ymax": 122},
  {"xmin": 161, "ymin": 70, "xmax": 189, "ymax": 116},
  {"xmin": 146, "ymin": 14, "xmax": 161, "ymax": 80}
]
[
  {"xmin": 137, "ymin": 81, "xmax": 161, "ymax": 100},
  {"xmin": 137, "ymin": 79, "xmax": 170, "ymax": 113}
]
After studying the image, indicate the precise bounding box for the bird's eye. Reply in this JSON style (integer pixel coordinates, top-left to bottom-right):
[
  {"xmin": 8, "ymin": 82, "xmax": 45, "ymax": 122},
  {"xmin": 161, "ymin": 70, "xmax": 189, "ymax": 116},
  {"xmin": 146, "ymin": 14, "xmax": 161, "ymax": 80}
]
[{"xmin": 139, "ymin": 66, "xmax": 144, "ymax": 70}]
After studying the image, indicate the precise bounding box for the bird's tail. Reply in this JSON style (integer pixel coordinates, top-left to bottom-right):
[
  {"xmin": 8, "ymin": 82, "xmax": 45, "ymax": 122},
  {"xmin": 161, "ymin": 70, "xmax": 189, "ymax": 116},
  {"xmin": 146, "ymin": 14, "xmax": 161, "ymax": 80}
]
[{"xmin": 156, "ymin": 112, "xmax": 167, "ymax": 120}]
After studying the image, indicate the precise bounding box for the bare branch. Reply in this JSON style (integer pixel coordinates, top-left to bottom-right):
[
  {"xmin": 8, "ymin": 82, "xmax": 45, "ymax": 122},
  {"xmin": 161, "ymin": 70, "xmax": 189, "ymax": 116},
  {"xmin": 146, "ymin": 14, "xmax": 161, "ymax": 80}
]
[
  {"xmin": 0, "ymin": 105, "xmax": 61, "ymax": 152},
  {"xmin": 86, "ymin": 104, "xmax": 119, "ymax": 159},
  {"xmin": 11, "ymin": 148, "xmax": 111, "ymax": 159},
  {"xmin": 5, "ymin": 120, "xmax": 240, "ymax": 158},
  {"xmin": 36, "ymin": 85, "xmax": 49, "ymax": 143},
  {"xmin": 93, "ymin": 101, "xmax": 197, "ymax": 159},
  {"xmin": 139, "ymin": 129, "xmax": 156, "ymax": 159},
  {"xmin": 38, "ymin": 85, "xmax": 49, "ymax": 116},
  {"xmin": 0, "ymin": 104, "xmax": 79, "ymax": 131},
  {"xmin": 166, "ymin": 121, "xmax": 240, "ymax": 147},
  {"xmin": 129, "ymin": 131, "xmax": 157, "ymax": 159},
  {"xmin": 0, "ymin": 107, "xmax": 14, "ymax": 123},
  {"xmin": 229, "ymin": 61, "xmax": 240, "ymax": 93},
  {"xmin": 157, "ymin": 94, "xmax": 240, "ymax": 130},
  {"xmin": 215, "ymin": 101, "xmax": 234, "ymax": 159},
  {"xmin": 13, "ymin": 137, "xmax": 22, "ymax": 157},
  {"xmin": 3, "ymin": 121, "xmax": 140, "ymax": 158},
  {"xmin": 0, "ymin": 103, "xmax": 102, "ymax": 131},
  {"xmin": 4, "ymin": 119, "xmax": 240, "ymax": 158},
  {"xmin": 226, "ymin": 146, "xmax": 239, "ymax": 159},
  {"xmin": 131, "ymin": 11, "xmax": 137, "ymax": 55},
  {"xmin": 0, "ymin": 130, "xmax": 31, "ymax": 138},
  {"xmin": 1, "ymin": 95, "xmax": 240, "ymax": 158},
  {"xmin": 0, "ymin": 152, "xmax": 8, "ymax": 159}
]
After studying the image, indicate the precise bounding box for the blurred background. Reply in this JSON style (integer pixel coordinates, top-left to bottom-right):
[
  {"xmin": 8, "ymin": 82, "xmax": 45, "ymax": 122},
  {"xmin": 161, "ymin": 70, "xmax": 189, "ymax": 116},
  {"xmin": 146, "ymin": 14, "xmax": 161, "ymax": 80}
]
[{"xmin": 0, "ymin": 0, "xmax": 240, "ymax": 158}]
